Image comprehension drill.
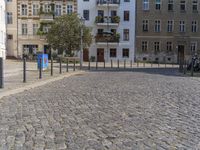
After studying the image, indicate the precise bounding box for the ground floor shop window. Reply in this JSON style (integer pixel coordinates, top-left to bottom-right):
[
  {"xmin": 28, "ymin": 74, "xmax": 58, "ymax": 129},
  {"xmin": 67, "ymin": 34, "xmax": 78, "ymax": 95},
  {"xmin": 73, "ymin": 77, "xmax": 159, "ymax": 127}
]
[{"xmin": 23, "ymin": 45, "xmax": 38, "ymax": 59}]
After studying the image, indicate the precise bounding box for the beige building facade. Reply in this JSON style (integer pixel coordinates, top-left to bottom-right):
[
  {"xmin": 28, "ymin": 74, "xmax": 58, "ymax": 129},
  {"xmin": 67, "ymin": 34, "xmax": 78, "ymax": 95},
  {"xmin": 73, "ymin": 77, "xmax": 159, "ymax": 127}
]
[
  {"xmin": 7, "ymin": 0, "xmax": 77, "ymax": 58},
  {"xmin": 136, "ymin": 0, "xmax": 200, "ymax": 63},
  {"xmin": 6, "ymin": 0, "xmax": 18, "ymax": 58}
]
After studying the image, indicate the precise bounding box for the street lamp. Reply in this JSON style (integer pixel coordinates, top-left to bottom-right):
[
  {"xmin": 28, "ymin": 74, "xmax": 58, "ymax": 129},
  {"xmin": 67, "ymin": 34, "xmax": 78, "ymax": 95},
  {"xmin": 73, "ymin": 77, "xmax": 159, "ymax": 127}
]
[{"xmin": 80, "ymin": 17, "xmax": 85, "ymax": 68}]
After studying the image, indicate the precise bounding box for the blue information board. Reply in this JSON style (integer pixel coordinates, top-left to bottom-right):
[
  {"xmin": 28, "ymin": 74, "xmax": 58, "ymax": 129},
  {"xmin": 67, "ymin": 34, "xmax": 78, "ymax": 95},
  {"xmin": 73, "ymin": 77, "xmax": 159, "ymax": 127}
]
[{"xmin": 37, "ymin": 54, "xmax": 48, "ymax": 70}]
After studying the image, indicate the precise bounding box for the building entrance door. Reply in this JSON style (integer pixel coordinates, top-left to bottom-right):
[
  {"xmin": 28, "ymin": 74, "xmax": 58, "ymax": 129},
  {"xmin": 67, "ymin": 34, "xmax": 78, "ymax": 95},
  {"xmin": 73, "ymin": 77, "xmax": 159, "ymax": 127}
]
[
  {"xmin": 178, "ymin": 45, "xmax": 185, "ymax": 71},
  {"xmin": 83, "ymin": 48, "xmax": 89, "ymax": 62},
  {"xmin": 97, "ymin": 48, "xmax": 104, "ymax": 62}
]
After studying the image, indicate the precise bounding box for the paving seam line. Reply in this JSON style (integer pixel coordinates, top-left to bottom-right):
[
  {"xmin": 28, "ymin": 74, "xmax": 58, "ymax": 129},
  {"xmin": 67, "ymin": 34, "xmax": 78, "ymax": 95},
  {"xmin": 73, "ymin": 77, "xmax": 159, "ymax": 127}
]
[{"xmin": 0, "ymin": 71, "xmax": 85, "ymax": 100}]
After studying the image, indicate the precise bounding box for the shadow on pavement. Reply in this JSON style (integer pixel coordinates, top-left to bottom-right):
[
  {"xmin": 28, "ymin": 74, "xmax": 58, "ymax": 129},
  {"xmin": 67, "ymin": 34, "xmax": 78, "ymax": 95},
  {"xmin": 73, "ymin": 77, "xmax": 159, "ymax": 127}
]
[{"xmin": 83, "ymin": 67, "xmax": 184, "ymax": 77}]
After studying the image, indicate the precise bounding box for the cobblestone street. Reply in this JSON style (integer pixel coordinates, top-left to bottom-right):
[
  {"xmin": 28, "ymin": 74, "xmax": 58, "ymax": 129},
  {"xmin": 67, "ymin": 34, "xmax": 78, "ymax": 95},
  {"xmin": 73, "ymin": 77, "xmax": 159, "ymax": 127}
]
[{"xmin": 0, "ymin": 69, "xmax": 200, "ymax": 150}]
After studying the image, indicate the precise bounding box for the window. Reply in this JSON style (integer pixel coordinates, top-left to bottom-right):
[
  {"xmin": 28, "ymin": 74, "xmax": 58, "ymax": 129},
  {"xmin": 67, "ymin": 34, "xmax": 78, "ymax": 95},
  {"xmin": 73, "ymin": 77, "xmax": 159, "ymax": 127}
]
[
  {"xmin": 191, "ymin": 42, "xmax": 197, "ymax": 53},
  {"xmin": 43, "ymin": 25, "xmax": 51, "ymax": 33},
  {"xmin": 168, "ymin": 0, "xmax": 173, "ymax": 11},
  {"xmin": 83, "ymin": 10, "xmax": 89, "ymax": 20},
  {"xmin": 7, "ymin": 34, "xmax": 13, "ymax": 40},
  {"xmin": 67, "ymin": 5, "xmax": 73, "ymax": 14},
  {"xmin": 32, "ymin": 4, "xmax": 39, "ymax": 16},
  {"xmin": 167, "ymin": 20, "xmax": 173, "ymax": 32},
  {"xmin": 155, "ymin": 20, "xmax": 161, "ymax": 32},
  {"xmin": 97, "ymin": 29, "xmax": 103, "ymax": 34},
  {"xmin": 142, "ymin": 41, "xmax": 148, "ymax": 52},
  {"xmin": 180, "ymin": 0, "xmax": 186, "ymax": 11},
  {"xmin": 110, "ymin": 49, "xmax": 117, "ymax": 57},
  {"xmin": 167, "ymin": 42, "xmax": 172, "ymax": 52},
  {"xmin": 22, "ymin": 24, "xmax": 28, "ymax": 35},
  {"xmin": 179, "ymin": 21, "xmax": 185, "ymax": 32},
  {"xmin": 192, "ymin": 21, "xmax": 198, "ymax": 32},
  {"xmin": 44, "ymin": 4, "xmax": 51, "ymax": 13},
  {"xmin": 192, "ymin": 0, "xmax": 198, "ymax": 12},
  {"xmin": 124, "ymin": 11, "xmax": 129, "ymax": 21},
  {"xmin": 55, "ymin": 4, "xmax": 62, "ymax": 16},
  {"xmin": 7, "ymin": 12, "xmax": 12, "ymax": 24},
  {"xmin": 155, "ymin": 0, "xmax": 161, "ymax": 10},
  {"xmin": 21, "ymin": 4, "xmax": 28, "ymax": 15},
  {"xmin": 33, "ymin": 24, "xmax": 38, "ymax": 35},
  {"xmin": 142, "ymin": 20, "xmax": 148, "ymax": 32},
  {"xmin": 123, "ymin": 49, "xmax": 129, "ymax": 58},
  {"xmin": 154, "ymin": 42, "xmax": 160, "ymax": 52},
  {"xmin": 143, "ymin": 0, "xmax": 149, "ymax": 10},
  {"xmin": 123, "ymin": 29, "xmax": 129, "ymax": 41}
]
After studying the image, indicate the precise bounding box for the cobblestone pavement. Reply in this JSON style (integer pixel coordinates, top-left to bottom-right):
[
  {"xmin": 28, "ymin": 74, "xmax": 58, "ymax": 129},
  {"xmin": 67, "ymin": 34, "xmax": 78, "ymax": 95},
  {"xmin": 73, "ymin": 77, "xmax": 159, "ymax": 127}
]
[{"xmin": 0, "ymin": 69, "xmax": 200, "ymax": 150}]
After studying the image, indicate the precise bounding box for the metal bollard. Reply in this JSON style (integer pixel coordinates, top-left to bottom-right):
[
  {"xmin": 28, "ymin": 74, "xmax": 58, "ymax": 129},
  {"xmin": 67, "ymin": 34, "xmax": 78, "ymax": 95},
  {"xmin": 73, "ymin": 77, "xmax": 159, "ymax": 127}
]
[
  {"xmin": 66, "ymin": 58, "xmax": 69, "ymax": 72},
  {"xmin": 0, "ymin": 58, "xmax": 4, "ymax": 88},
  {"xmin": 183, "ymin": 60, "xmax": 186, "ymax": 74},
  {"xmin": 80, "ymin": 59, "xmax": 82, "ymax": 70},
  {"xmin": 73, "ymin": 59, "xmax": 76, "ymax": 71},
  {"xmin": 118, "ymin": 59, "xmax": 119, "ymax": 69},
  {"xmin": 23, "ymin": 57, "xmax": 26, "ymax": 83},
  {"xmin": 111, "ymin": 59, "xmax": 113, "ymax": 68},
  {"xmin": 51, "ymin": 57, "xmax": 53, "ymax": 76},
  {"xmin": 191, "ymin": 60, "xmax": 194, "ymax": 76},
  {"xmin": 130, "ymin": 60, "xmax": 133, "ymax": 68},
  {"xmin": 158, "ymin": 62, "xmax": 160, "ymax": 68},
  {"xmin": 96, "ymin": 60, "xmax": 98, "ymax": 70},
  {"xmin": 59, "ymin": 57, "xmax": 62, "ymax": 74},
  {"xmin": 88, "ymin": 60, "xmax": 90, "ymax": 70},
  {"xmin": 39, "ymin": 58, "xmax": 42, "ymax": 79},
  {"xmin": 124, "ymin": 60, "xmax": 126, "ymax": 69},
  {"xmin": 104, "ymin": 60, "xmax": 105, "ymax": 69}
]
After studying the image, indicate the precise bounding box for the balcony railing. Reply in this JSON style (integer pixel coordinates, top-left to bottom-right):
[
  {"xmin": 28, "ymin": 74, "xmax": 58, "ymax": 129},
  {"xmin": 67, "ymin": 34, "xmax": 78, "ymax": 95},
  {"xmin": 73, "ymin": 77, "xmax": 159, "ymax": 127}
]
[
  {"xmin": 95, "ymin": 16, "xmax": 120, "ymax": 24},
  {"xmin": 95, "ymin": 33, "xmax": 120, "ymax": 43},
  {"xmin": 97, "ymin": 0, "xmax": 120, "ymax": 5}
]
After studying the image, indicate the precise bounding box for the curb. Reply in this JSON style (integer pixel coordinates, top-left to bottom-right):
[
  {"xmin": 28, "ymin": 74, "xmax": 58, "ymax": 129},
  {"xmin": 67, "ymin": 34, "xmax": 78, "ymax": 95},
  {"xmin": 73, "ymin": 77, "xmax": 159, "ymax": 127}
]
[{"xmin": 0, "ymin": 71, "xmax": 85, "ymax": 100}]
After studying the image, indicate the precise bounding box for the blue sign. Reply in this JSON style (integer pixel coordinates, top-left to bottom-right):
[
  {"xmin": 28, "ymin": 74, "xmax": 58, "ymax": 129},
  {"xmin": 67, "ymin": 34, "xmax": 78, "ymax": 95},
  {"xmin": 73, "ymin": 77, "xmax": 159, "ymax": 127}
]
[{"xmin": 37, "ymin": 54, "xmax": 48, "ymax": 70}]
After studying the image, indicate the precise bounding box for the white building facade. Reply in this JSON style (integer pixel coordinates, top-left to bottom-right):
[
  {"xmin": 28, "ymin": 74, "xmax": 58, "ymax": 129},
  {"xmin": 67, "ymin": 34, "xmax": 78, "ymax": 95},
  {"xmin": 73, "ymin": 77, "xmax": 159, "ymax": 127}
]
[
  {"xmin": 78, "ymin": 0, "xmax": 136, "ymax": 62},
  {"xmin": 0, "ymin": 0, "xmax": 6, "ymax": 59}
]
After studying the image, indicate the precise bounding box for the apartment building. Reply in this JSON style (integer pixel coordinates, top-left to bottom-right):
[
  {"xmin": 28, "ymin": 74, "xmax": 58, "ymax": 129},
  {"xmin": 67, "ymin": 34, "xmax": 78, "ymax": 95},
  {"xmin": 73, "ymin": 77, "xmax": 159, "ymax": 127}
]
[
  {"xmin": 0, "ymin": 0, "xmax": 6, "ymax": 59},
  {"xmin": 78, "ymin": 0, "xmax": 136, "ymax": 62},
  {"xmin": 136, "ymin": 0, "xmax": 200, "ymax": 64},
  {"xmin": 6, "ymin": 0, "xmax": 77, "ymax": 58},
  {"xmin": 6, "ymin": 0, "xmax": 17, "ymax": 58}
]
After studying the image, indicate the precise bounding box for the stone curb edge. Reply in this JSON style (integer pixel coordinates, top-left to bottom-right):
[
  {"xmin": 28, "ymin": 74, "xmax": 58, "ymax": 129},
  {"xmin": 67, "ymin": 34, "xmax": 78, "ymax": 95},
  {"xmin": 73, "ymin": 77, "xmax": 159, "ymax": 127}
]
[{"xmin": 0, "ymin": 71, "xmax": 86, "ymax": 100}]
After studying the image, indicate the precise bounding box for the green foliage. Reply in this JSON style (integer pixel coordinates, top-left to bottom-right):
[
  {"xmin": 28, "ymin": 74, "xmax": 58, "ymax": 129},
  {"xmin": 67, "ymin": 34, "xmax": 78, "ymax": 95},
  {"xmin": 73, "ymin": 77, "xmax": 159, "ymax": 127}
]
[
  {"xmin": 112, "ymin": 16, "xmax": 120, "ymax": 23},
  {"xmin": 95, "ymin": 16, "xmax": 103, "ymax": 23},
  {"xmin": 46, "ymin": 13, "xmax": 92, "ymax": 55}
]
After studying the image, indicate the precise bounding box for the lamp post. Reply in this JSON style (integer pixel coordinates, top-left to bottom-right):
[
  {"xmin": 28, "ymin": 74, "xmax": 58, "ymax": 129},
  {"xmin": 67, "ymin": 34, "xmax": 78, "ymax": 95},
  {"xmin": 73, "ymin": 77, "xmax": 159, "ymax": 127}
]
[{"xmin": 80, "ymin": 17, "xmax": 85, "ymax": 68}]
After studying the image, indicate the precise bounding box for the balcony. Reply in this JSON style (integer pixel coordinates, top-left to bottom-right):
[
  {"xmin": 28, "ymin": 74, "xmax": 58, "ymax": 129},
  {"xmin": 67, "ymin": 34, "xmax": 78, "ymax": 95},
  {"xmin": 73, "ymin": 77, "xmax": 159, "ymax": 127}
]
[
  {"xmin": 95, "ymin": 16, "xmax": 120, "ymax": 26},
  {"xmin": 95, "ymin": 32, "xmax": 120, "ymax": 45},
  {"xmin": 97, "ymin": 0, "xmax": 120, "ymax": 7},
  {"xmin": 18, "ymin": 34, "xmax": 46, "ymax": 40},
  {"xmin": 39, "ymin": 13, "xmax": 54, "ymax": 21}
]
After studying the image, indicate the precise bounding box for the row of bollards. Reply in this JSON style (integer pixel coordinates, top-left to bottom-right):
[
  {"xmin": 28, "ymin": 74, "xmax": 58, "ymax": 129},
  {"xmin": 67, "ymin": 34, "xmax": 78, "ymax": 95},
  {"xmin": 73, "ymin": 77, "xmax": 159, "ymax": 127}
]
[
  {"xmin": 23, "ymin": 57, "xmax": 78, "ymax": 83},
  {"xmin": 87, "ymin": 59, "xmax": 177, "ymax": 70}
]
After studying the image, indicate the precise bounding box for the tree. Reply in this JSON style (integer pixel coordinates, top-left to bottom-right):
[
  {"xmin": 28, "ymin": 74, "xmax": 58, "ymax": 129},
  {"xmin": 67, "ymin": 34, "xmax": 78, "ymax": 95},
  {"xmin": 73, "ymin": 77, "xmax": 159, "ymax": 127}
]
[{"xmin": 46, "ymin": 13, "xmax": 92, "ymax": 56}]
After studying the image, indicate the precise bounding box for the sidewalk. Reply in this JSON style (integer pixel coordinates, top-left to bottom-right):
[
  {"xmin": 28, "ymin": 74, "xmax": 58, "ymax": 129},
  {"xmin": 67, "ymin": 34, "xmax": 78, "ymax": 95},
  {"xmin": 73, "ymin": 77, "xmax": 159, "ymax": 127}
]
[{"xmin": 0, "ymin": 59, "xmax": 84, "ymax": 97}]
